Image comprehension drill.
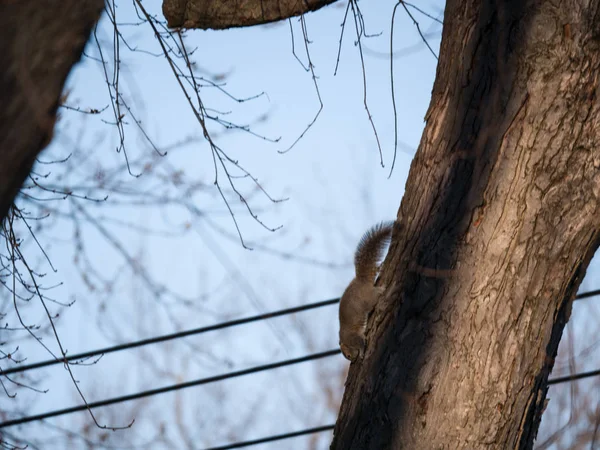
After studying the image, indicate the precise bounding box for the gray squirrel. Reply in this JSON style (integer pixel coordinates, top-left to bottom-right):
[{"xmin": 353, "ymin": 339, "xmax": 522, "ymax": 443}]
[{"xmin": 339, "ymin": 221, "xmax": 393, "ymax": 361}]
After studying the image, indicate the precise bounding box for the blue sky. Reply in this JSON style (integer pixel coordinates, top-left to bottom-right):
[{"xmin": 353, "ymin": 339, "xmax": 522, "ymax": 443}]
[{"xmin": 3, "ymin": 1, "xmax": 599, "ymax": 448}]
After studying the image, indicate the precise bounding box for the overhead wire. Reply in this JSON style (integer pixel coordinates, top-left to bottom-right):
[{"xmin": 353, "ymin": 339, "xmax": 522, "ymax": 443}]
[
  {"xmin": 2, "ymin": 289, "xmax": 598, "ymax": 377},
  {"xmin": 202, "ymin": 365, "xmax": 600, "ymax": 450},
  {"xmin": 2, "ymin": 345, "xmax": 599, "ymax": 430},
  {"xmin": 0, "ymin": 289, "xmax": 598, "ymax": 431},
  {"xmin": 0, "ymin": 349, "xmax": 341, "ymax": 428},
  {"xmin": 203, "ymin": 424, "xmax": 335, "ymax": 450},
  {"xmin": 572, "ymin": 288, "xmax": 600, "ymax": 300},
  {"xmin": 548, "ymin": 367, "xmax": 600, "ymax": 386},
  {"xmin": 0, "ymin": 298, "xmax": 340, "ymax": 376}
]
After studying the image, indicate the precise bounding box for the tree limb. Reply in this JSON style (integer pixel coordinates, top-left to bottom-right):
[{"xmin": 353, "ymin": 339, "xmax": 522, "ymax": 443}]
[
  {"xmin": 0, "ymin": 0, "xmax": 104, "ymax": 223},
  {"xmin": 162, "ymin": 0, "xmax": 338, "ymax": 29}
]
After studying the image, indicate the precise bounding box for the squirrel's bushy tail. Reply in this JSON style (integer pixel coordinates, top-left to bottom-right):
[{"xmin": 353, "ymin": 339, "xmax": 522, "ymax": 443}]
[{"xmin": 354, "ymin": 221, "xmax": 394, "ymax": 282}]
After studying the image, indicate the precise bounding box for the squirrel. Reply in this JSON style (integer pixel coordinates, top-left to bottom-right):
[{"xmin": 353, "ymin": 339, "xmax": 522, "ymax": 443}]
[{"xmin": 339, "ymin": 221, "xmax": 394, "ymax": 361}]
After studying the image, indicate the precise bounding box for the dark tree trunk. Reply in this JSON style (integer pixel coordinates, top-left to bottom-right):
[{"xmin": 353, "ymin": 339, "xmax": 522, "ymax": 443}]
[
  {"xmin": 333, "ymin": 1, "xmax": 600, "ymax": 449},
  {"xmin": 162, "ymin": 0, "xmax": 338, "ymax": 29},
  {"xmin": 0, "ymin": 0, "xmax": 104, "ymax": 224}
]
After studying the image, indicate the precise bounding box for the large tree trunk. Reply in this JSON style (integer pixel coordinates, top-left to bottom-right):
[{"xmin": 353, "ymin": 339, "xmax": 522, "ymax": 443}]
[
  {"xmin": 333, "ymin": 1, "xmax": 600, "ymax": 449},
  {"xmin": 0, "ymin": 0, "xmax": 104, "ymax": 224}
]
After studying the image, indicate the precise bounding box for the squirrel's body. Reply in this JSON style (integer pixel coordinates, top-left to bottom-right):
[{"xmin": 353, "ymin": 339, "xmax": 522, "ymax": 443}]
[{"xmin": 339, "ymin": 221, "xmax": 393, "ymax": 361}]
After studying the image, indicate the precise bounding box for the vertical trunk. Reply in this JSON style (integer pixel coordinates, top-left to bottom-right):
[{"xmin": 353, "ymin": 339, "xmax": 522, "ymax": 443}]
[
  {"xmin": 0, "ymin": 0, "xmax": 104, "ymax": 223},
  {"xmin": 333, "ymin": 1, "xmax": 600, "ymax": 448}
]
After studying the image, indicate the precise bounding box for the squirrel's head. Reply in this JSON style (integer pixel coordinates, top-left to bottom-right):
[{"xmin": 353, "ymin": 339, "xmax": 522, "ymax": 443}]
[
  {"xmin": 339, "ymin": 329, "xmax": 365, "ymax": 362},
  {"xmin": 339, "ymin": 341, "xmax": 359, "ymax": 361}
]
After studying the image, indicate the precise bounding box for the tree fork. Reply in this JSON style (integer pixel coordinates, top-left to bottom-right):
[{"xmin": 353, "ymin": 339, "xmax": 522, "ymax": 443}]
[{"xmin": 333, "ymin": 1, "xmax": 600, "ymax": 449}]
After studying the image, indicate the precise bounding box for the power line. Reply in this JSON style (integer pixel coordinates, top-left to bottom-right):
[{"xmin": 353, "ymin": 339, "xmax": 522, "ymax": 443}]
[
  {"xmin": 0, "ymin": 349, "xmax": 341, "ymax": 429},
  {"xmin": 207, "ymin": 359, "xmax": 600, "ymax": 449},
  {"xmin": 548, "ymin": 368, "xmax": 600, "ymax": 386},
  {"xmin": 573, "ymin": 288, "xmax": 600, "ymax": 300},
  {"xmin": 0, "ymin": 289, "xmax": 596, "ymax": 431},
  {"xmin": 1, "ymin": 347, "xmax": 598, "ymax": 430},
  {"xmin": 203, "ymin": 424, "xmax": 335, "ymax": 450},
  {"xmin": 2, "ymin": 288, "xmax": 597, "ymax": 378},
  {"xmin": 0, "ymin": 298, "xmax": 340, "ymax": 376},
  {"xmin": 205, "ymin": 368, "xmax": 600, "ymax": 450}
]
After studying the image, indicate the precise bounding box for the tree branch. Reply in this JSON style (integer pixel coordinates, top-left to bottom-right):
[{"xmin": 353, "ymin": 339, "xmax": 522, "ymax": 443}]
[
  {"xmin": 162, "ymin": 0, "xmax": 339, "ymax": 29},
  {"xmin": 0, "ymin": 0, "xmax": 104, "ymax": 223}
]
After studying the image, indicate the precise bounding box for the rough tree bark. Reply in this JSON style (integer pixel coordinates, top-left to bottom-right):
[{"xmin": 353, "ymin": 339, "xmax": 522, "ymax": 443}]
[
  {"xmin": 162, "ymin": 0, "xmax": 338, "ymax": 29},
  {"xmin": 332, "ymin": 1, "xmax": 600, "ymax": 449},
  {"xmin": 0, "ymin": 0, "xmax": 104, "ymax": 224}
]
